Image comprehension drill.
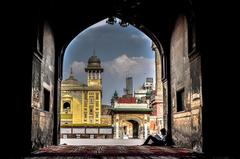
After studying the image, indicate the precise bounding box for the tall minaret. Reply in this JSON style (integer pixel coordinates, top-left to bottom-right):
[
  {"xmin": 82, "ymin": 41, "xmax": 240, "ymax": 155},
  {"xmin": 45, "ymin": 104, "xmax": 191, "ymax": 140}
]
[
  {"xmin": 69, "ymin": 67, "xmax": 74, "ymax": 79},
  {"xmin": 85, "ymin": 49, "xmax": 104, "ymax": 124},
  {"xmin": 85, "ymin": 49, "xmax": 104, "ymax": 87}
]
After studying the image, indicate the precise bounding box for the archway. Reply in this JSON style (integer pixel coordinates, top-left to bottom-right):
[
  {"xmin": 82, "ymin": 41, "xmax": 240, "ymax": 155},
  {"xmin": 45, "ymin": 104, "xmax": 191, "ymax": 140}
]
[
  {"xmin": 23, "ymin": 0, "xmax": 207, "ymax": 157},
  {"xmin": 59, "ymin": 17, "xmax": 164, "ymax": 144},
  {"xmin": 128, "ymin": 120, "xmax": 139, "ymax": 138}
]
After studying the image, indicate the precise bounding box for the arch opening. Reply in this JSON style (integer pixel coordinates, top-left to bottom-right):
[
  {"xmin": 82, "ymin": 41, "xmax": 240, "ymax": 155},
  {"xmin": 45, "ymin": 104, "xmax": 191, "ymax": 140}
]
[
  {"xmin": 29, "ymin": 0, "xmax": 204, "ymax": 154},
  {"xmin": 59, "ymin": 17, "xmax": 164, "ymax": 145}
]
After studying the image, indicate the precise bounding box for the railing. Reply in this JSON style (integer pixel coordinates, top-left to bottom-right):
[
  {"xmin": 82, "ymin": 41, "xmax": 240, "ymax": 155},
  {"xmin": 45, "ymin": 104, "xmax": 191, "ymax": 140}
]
[{"xmin": 60, "ymin": 126, "xmax": 114, "ymax": 139}]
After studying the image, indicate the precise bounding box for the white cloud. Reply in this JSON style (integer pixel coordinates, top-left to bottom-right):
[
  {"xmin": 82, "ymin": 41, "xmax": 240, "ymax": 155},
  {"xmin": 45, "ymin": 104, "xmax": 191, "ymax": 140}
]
[
  {"xmin": 103, "ymin": 54, "xmax": 154, "ymax": 77},
  {"xmin": 71, "ymin": 61, "xmax": 85, "ymax": 74},
  {"xmin": 63, "ymin": 70, "xmax": 69, "ymax": 80}
]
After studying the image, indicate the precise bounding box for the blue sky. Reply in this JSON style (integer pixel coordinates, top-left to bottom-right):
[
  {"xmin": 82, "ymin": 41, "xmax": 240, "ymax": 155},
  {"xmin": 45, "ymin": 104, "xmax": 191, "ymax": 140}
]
[{"xmin": 63, "ymin": 18, "xmax": 155, "ymax": 105}]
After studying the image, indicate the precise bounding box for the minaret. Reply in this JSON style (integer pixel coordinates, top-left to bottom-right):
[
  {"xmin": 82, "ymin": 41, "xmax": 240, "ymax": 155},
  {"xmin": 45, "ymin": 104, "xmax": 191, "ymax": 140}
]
[
  {"xmin": 85, "ymin": 49, "xmax": 104, "ymax": 124},
  {"xmin": 69, "ymin": 67, "xmax": 74, "ymax": 79},
  {"xmin": 85, "ymin": 49, "xmax": 104, "ymax": 87},
  {"xmin": 66, "ymin": 67, "xmax": 77, "ymax": 81}
]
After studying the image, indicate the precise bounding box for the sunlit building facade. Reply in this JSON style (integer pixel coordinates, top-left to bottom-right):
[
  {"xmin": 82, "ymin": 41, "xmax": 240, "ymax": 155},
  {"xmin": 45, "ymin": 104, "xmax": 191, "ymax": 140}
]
[{"xmin": 61, "ymin": 54, "xmax": 104, "ymax": 125}]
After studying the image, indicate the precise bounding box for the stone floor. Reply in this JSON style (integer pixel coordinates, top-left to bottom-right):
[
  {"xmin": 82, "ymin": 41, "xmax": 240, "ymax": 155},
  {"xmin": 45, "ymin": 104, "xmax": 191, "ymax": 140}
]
[
  {"xmin": 27, "ymin": 145, "xmax": 205, "ymax": 159},
  {"xmin": 60, "ymin": 139, "xmax": 145, "ymax": 145}
]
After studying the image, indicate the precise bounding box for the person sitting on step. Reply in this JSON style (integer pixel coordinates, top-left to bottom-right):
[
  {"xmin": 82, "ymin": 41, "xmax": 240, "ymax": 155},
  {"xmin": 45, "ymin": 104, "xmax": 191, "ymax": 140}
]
[{"xmin": 142, "ymin": 128, "xmax": 167, "ymax": 146}]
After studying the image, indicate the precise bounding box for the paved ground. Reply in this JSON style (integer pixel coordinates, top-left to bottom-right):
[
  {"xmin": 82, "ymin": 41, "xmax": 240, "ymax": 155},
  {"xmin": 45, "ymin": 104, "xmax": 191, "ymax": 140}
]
[
  {"xmin": 28, "ymin": 145, "xmax": 205, "ymax": 159},
  {"xmin": 60, "ymin": 139, "xmax": 145, "ymax": 145},
  {"xmin": 24, "ymin": 139, "xmax": 206, "ymax": 158}
]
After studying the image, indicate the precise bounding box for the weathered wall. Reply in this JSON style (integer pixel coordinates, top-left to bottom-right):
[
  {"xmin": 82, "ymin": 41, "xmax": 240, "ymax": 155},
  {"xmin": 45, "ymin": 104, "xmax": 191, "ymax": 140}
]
[
  {"xmin": 31, "ymin": 21, "xmax": 55, "ymax": 150},
  {"xmin": 152, "ymin": 43, "xmax": 164, "ymax": 129},
  {"xmin": 189, "ymin": 55, "xmax": 202, "ymax": 151},
  {"xmin": 170, "ymin": 15, "xmax": 202, "ymax": 151},
  {"xmin": 162, "ymin": 80, "xmax": 168, "ymax": 130}
]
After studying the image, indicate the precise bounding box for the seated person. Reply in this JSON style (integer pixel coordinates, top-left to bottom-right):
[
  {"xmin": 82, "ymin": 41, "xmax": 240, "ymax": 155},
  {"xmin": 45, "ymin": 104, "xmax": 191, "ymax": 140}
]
[{"xmin": 142, "ymin": 128, "xmax": 167, "ymax": 146}]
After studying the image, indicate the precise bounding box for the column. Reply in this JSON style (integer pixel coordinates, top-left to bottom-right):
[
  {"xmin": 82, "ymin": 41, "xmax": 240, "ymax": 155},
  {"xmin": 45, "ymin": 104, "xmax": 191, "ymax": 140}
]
[
  {"xmin": 152, "ymin": 42, "xmax": 164, "ymax": 130},
  {"xmin": 99, "ymin": 71, "xmax": 101, "ymax": 79},
  {"xmin": 116, "ymin": 114, "xmax": 119, "ymax": 139},
  {"xmin": 89, "ymin": 71, "xmax": 92, "ymax": 79},
  {"xmin": 144, "ymin": 114, "xmax": 148, "ymax": 139},
  {"xmin": 94, "ymin": 71, "xmax": 97, "ymax": 79}
]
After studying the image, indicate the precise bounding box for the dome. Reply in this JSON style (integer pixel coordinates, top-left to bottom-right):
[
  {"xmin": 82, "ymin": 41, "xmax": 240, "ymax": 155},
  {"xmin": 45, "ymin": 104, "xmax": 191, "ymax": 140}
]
[
  {"xmin": 61, "ymin": 76, "xmax": 81, "ymax": 85},
  {"xmin": 62, "ymin": 68, "xmax": 83, "ymax": 86},
  {"xmin": 85, "ymin": 50, "xmax": 104, "ymax": 72},
  {"xmin": 87, "ymin": 55, "xmax": 101, "ymax": 67}
]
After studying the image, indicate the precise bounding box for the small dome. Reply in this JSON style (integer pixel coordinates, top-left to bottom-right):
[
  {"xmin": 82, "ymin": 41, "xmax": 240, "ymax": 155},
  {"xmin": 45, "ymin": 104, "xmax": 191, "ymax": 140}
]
[
  {"xmin": 85, "ymin": 50, "xmax": 104, "ymax": 72},
  {"xmin": 61, "ymin": 74, "xmax": 82, "ymax": 85},
  {"xmin": 88, "ymin": 55, "xmax": 101, "ymax": 67},
  {"xmin": 62, "ymin": 69, "xmax": 82, "ymax": 85},
  {"xmin": 61, "ymin": 78, "xmax": 81, "ymax": 85}
]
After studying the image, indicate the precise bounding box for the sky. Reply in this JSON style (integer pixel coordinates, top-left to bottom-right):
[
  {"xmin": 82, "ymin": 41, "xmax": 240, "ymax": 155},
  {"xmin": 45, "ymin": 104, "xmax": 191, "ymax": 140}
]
[{"xmin": 63, "ymin": 18, "xmax": 155, "ymax": 105}]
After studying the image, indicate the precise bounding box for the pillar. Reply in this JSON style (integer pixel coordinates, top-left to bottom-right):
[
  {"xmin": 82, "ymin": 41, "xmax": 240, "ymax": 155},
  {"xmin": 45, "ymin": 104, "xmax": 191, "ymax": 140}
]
[
  {"xmin": 144, "ymin": 114, "xmax": 148, "ymax": 139},
  {"xmin": 116, "ymin": 114, "xmax": 119, "ymax": 139}
]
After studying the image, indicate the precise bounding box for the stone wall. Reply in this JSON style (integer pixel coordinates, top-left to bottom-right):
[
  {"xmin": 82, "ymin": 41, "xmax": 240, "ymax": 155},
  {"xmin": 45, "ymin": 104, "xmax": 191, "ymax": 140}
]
[
  {"xmin": 31, "ymin": 21, "xmax": 55, "ymax": 150},
  {"xmin": 170, "ymin": 15, "xmax": 202, "ymax": 151},
  {"xmin": 152, "ymin": 43, "xmax": 164, "ymax": 129}
]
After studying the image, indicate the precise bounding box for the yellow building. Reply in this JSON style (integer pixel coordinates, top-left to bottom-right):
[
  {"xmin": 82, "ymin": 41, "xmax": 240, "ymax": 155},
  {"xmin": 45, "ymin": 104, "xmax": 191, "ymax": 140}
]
[{"xmin": 61, "ymin": 54, "xmax": 103, "ymax": 125}]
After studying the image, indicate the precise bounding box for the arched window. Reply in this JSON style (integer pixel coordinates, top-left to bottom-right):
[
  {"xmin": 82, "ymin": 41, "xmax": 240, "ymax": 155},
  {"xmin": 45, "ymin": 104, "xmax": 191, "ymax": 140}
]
[{"xmin": 63, "ymin": 102, "xmax": 71, "ymax": 110}]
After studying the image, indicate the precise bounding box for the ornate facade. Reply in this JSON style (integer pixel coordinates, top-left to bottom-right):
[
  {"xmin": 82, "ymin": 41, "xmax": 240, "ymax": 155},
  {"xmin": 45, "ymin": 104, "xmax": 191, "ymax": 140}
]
[
  {"xmin": 61, "ymin": 54, "xmax": 104, "ymax": 125},
  {"xmin": 112, "ymin": 97, "xmax": 151, "ymax": 139}
]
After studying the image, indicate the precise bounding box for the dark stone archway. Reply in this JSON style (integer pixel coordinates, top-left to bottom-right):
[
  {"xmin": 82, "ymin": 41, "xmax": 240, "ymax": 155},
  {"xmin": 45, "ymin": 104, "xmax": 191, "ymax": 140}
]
[
  {"xmin": 3, "ymin": 0, "xmax": 238, "ymax": 157},
  {"xmin": 2, "ymin": 0, "xmax": 199, "ymax": 157}
]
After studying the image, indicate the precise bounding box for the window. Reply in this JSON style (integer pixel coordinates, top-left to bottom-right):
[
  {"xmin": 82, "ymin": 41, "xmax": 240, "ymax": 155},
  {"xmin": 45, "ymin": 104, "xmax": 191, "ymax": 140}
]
[
  {"xmin": 96, "ymin": 93, "xmax": 99, "ymax": 100},
  {"xmin": 90, "ymin": 104, "xmax": 93, "ymax": 115},
  {"xmin": 84, "ymin": 101, "xmax": 87, "ymax": 107},
  {"xmin": 96, "ymin": 113, "xmax": 99, "ymax": 118},
  {"xmin": 96, "ymin": 101, "xmax": 99, "ymax": 107},
  {"xmin": 89, "ymin": 96, "xmax": 94, "ymax": 104},
  {"xmin": 43, "ymin": 88, "xmax": 50, "ymax": 111},
  {"xmin": 90, "ymin": 72, "xmax": 92, "ymax": 79},
  {"xmin": 84, "ymin": 113, "xmax": 87, "ymax": 118},
  {"xmin": 63, "ymin": 102, "xmax": 70, "ymax": 110},
  {"xmin": 176, "ymin": 89, "xmax": 185, "ymax": 112},
  {"xmin": 84, "ymin": 91, "xmax": 88, "ymax": 100},
  {"xmin": 90, "ymin": 119, "xmax": 93, "ymax": 124}
]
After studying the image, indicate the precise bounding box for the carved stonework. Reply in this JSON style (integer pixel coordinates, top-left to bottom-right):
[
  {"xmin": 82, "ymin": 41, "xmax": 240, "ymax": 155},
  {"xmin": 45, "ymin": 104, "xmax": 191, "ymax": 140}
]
[{"xmin": 31, "ymin": 55, "xmax": 41, "ymax": 108}]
